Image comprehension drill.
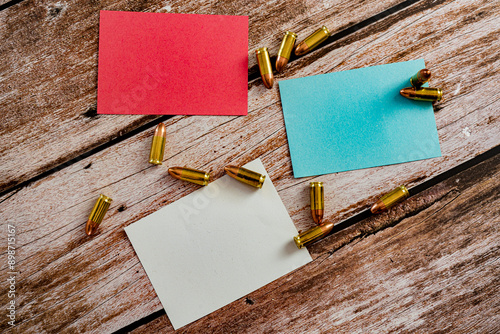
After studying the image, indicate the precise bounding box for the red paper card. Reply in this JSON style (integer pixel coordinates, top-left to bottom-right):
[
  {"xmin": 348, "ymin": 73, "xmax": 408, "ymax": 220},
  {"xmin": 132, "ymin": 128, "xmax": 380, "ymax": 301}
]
[{"xmin": 97, "ymin": 11, "xmax": 248, "ymax": 115}]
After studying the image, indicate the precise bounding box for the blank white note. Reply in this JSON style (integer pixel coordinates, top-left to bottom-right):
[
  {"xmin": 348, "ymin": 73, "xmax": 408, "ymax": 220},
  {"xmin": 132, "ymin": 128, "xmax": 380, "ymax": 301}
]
[{"xmin": 125, "ymin": 159, "xmax": 312, "ymax": 329}]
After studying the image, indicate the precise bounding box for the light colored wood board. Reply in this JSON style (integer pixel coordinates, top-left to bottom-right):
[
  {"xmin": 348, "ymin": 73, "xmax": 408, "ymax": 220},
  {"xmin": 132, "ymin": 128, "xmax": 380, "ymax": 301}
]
[
  {"xmin": 0, "ymin": 0, "xmax": 405, "ymax": 193},
  {"xmin": 1, "ymin": 0, "xmax": 499, "ymax": 332},
  {"xmin": 130, "ymin": 151, "xmax": 500, "ymax": 333}
]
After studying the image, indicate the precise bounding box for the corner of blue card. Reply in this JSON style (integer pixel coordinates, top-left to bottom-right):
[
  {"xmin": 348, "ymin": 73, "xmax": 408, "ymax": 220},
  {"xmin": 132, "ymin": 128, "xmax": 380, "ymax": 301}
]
[{"xmin": 278, "ymin": 59, "xmax": 442, "ymax": 178}]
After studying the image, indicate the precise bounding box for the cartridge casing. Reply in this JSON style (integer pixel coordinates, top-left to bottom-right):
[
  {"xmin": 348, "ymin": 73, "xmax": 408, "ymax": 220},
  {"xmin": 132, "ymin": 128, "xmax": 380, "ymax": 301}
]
[
  {"xmin": 276, "ymin": 31, "xmax": 297, "ymax": 72},
  {"xmin": 310, "ymin": 182, "xmax": 324, "ymax": 225},
  {"xmin": 225, "ymin": 165, "xmax": 266, "ymax": 188},
  {"xmin": 295, "ymin": 26, "xmax": 330, "ymax": 56},
  {"xmin": 293, "ymin": 221, "xmax": 334, "ymax": 249},
  {"xmin": 168, "ymin": 167, "xmax": 210, "ymax": 186},
  {"xmin": 410, "ymin": 69, "xmax": 431, "ymax": 88},
  {"xmin": 400, "ymin": 87, "xmax": 443, "ymax": 102},
  {"xmin": 371, "ymin": 185, "xmax": 409, "ymax": 214},
  {"xmin": 256, "ymin": 47, "xmax": 274, "ymax": 89},
  {"xmin": 149, "ymin": 123, "xmax": 166, "ymax": 165},
  {"xmin": 86, "ymin": 194, "xmax": 112, "ymax": 236}
]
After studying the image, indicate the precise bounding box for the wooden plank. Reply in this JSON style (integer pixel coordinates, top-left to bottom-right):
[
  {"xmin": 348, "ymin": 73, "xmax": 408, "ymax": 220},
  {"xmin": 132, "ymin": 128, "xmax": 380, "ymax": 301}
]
[
  {"xmin": 0, "ymin": 0, "xmax": 406, "ymax": 193},
  {"xmin": 131, "ymin": 147, "xmax": 500, "ymax": 333},
  {"xmin": 1, "ymin": 0, "xmax": 499, "ymax": 332},
  {"xmin": 0, "ymin": 0, "xmax": 13, "ymax": 9}
]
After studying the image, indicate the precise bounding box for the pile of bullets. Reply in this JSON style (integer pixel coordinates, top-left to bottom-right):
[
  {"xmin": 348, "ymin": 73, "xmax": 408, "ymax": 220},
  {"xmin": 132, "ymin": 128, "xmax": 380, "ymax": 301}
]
[
  {"xmin": 256, "ymin": 26, "xmax": 331, "ymax": 89},
  {"xmin": 87, "ymin": 26, "xmax": 443, "ymax": 240},
  {"xmin": 293, "ymin": 182, "xmax": 335, "ymax": 249},
  {"xmin": 256, "ymin": 25, "xmax": 443, "ymax": 105},
  {"xmin": 400, "ymin": 69, "xmax": 443, "ymax": 102},
  {"xmin": 293, "ymin": 183, "xmax": 410, "ymax": 248},
  {"xmin": 85, "ymin": 124, "xmax": 266, "ymax": 235}
]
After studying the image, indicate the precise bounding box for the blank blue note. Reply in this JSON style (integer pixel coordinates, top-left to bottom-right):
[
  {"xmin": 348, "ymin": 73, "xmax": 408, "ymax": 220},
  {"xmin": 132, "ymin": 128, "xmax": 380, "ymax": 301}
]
[{"xmin": 279, "ymin": 59, "xmax": 442, "ymax": 178}]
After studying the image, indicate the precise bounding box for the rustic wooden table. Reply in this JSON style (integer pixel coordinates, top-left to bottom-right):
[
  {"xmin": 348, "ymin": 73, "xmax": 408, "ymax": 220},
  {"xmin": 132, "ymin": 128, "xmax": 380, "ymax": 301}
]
[{"xmin": 1, "ymin": 0, "xmax": 499, "ymax": 333}]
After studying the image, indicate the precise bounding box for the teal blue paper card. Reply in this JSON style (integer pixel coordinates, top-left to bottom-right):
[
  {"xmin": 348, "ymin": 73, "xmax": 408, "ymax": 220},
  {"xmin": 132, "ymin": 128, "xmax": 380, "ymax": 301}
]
[{"xmin": 279, "ymin": 59, "xmax": 441, "ymax": 178}]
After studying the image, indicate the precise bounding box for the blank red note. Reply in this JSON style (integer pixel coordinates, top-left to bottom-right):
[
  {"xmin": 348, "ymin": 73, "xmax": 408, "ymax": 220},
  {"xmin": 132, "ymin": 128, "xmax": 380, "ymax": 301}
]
[{"xmin": 97, "ymin": 11, "xmax": 249, "ymax": 115}]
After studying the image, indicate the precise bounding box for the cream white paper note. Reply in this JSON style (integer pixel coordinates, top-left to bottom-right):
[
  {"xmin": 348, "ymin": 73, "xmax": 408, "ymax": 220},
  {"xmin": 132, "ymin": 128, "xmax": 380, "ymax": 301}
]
[{"xmin": 125, "ymin": 159, "xmax": 312, "ymax": 329}]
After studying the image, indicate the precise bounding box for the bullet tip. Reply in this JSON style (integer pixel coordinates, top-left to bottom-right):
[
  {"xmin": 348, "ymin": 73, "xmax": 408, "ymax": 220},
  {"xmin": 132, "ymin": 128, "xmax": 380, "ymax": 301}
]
[
  {"xmin": 400, "ymin": 87, "xmax": 413, "ymax": 98},
  {"xmin": 421, "ymin": 68, "xmax": 431, "ymax": 80},
  {"xmin": 276, "ymin": 57, "xmax": 288, "ymax": 73},
  {"xmin": 85, "ymin": 220, "xmax": 98, "ymax": 236},
  {"xmin": 370, "ymin": 201, "xmax": 386, "ymax": 214},
  {"xmin": 294, "ymin": 42, "xmax": 309, "ymax": 56},
  {"xmin": 262, "ymin": 73, "xmax": 274, "ymax": 89},
  {"xmin": 154, "ymin": 122, "xmax": 167, "ymax": 138}
]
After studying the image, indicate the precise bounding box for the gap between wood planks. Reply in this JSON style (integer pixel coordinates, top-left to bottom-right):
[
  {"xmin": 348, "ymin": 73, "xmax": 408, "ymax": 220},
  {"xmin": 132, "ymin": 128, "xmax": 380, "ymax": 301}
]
[
  {"xmin": 0, "ymin": 0, "xmax": 23, "ymax": 12},
  {"xmin": 0, "ymin": 0, "xmax": 425, "ymax": 198}
]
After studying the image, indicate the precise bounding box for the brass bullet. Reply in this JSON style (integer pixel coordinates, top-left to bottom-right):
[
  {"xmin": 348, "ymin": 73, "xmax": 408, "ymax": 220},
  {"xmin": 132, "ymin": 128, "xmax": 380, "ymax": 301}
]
[
  {"xmin": 294, "ymin": 26, "xmax": 330, "ymax": 56},
  {"xmin": 400, "ymin": 87, "xmax": 443, "ymax": 102},
  {"xmin": 85, "ymin": 194, "xmax": 112, "ymax": 236},
  {"xmin": 168, "ymin": 167, "xmax": 210, "ymax": 186},
  {"xmin": 310, "ymin": 182, "xmax": 324, "ymax": 225},
  {"xmin": 276, "ymin": 31, "xmax": 297, "ymax": 72},
  {"xmin": 149, "ymin": 123, "xmax": 167, "ymax": 165},
  {"xmin": 256, "ymin": 47, "xmax": 274, "ymax": 89},
  {"xmin": 371, "ymin": 185, "xmax": 409, "ymax": 214},
  {"xmin": 410, "ymin": 68, "xmax": 431, "ymax": 88},
  {"xmin": 225, "ymin": 165, "xmax": 266, "ymax": 188},
  {"xmin": 293, "ymin": 220, "xmax": 334, "ymax": 249}
]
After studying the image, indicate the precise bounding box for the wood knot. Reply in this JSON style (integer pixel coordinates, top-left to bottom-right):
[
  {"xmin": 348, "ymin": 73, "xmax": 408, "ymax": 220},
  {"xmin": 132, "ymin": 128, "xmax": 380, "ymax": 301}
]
[
  {"xmin": 117, "ymin": 204, "xmax": 128, "ymax": 212},
  {"xmin": 83, "ymin": 105, "xmax": 98, "ymax": 118},
  {"xmin": 47, "ymin": 3, "xmax": 65, "ymax": 18},
  {"xmin": 245, "ymin": 297, "xmax": 254, "ymax": 305}
]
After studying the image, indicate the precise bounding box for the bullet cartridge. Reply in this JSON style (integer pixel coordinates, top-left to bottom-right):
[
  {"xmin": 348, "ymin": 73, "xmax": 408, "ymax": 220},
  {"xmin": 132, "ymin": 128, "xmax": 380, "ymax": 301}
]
[
  {"xmin": 168, "ymin": 167, "xmax": 210, "ymax": 186},
  {"xmin": 400, "ymin": 87, "xmax": 443, "ymax": 102},
  {"xmin": 256, "ymin": 47, "xmax": 274, "ymax": 89},
  {"xmin": 85, "ymin": 194, "xmax": 112, "ymax": 236},
  {"xmin": 295, "ymin": 26, "xmax": 330, "ymax": 56},
  {"xmin": 410, "ymin": 69, "xmax": 431, "ymax": 88},
  {"xmin": 310, "ymin": 182, "xmax": 324, "ymax": 225},
  {"xmin": 371, "ymin": 185, "xmax": 409, "ymax": 214},
  {"xmin": 225, "ymin": 165, "xmax": 266, "ymax": 188},
  {"xmin": 149, "ymin": 123, "xmax": 166, "ymax": 165},
  {"xmin": 276, "ymin": 31, "xmax": 297, "ymax": 72},
  {"xmin": 293, "ymin": 221, "xmax": 334, "ymax": 249}
]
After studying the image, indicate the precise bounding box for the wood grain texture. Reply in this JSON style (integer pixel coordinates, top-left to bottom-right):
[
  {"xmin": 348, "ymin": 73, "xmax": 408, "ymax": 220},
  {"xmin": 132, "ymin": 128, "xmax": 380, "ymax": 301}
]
[
  {"xmin": 0, "ymin": 0, "xmax": 499, "ymax": 332},
  {"xmin": 0, "ymin": 0, "xmax": 405, "ymax": 193},
  {"xmin": 130, "ymin": 152, "xmax": 500, "ymax": 333}
]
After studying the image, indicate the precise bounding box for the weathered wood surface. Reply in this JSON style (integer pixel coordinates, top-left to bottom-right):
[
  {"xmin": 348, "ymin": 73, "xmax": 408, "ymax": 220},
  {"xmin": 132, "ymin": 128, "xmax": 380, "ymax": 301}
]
[
  {"xmin": 0, "ymin": 1, "xmax": 11, "ymax": 9},
  {"xmin": 130, "ymin": 149, "xmax": 500, "ymax": 334},
  {"xmin": 0, "ymin": 0, "xmax": 499, "ymax": 332},
  {"xmin": 0, "ymin": 0, "xmax": 406, "ymax": 193}
]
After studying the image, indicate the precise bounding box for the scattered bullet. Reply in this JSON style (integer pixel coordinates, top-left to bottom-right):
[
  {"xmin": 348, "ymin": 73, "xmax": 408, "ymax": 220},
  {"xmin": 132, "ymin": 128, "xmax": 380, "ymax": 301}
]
[
  {"xmin": 86, "ymin": 194, "xmax": 112, "ymax": 236},
  {"xmin": 168, "ymin": 167, "xmax": 210, "ymax": 186},
  {"xmin": 149, "ymin": 123, "xmax": 166, "ymax": 165},
  {"xmin": 310, "ymin": 182, "xmax": 324, "ymax": 225},
  {"xmin": 225, "ymin": 165, "xmax": 266, "ymax": 188},
  {"xmin": 410, "ymin": 68, "xmax": 431, "ymax": 88},
  {"xmin": 293, "ymin": 220, "xmax": 334, "ymax": 249},
  {"xmin": 256, "ymin": 47, "xmax": 274, "ymax": 89},
  {"xmin": 276, "ymin": 31, "xmax": 297, "ymax": 72},
  {"xmin": 371, "ymin": 185, "xmax": 409, "ymax": 214},
  {"xmin": 400, "ymin": 87, "xmax": 443, "ymax": 102},
  {"xmin": 295, "ymin": 26, "xmax": 330, "ymax": 56}
]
